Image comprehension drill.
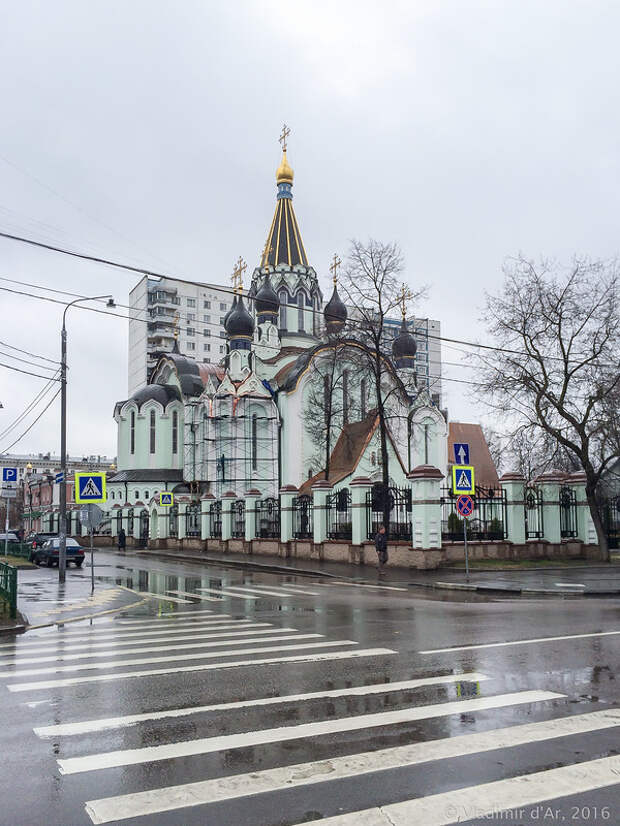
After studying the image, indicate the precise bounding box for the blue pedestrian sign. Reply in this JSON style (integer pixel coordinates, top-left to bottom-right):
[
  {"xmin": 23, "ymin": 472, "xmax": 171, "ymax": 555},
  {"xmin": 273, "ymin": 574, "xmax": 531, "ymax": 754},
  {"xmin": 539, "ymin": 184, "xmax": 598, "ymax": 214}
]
[
  {"xmin": 160, "ymin": 492, "xmax": 174, "ymax": 507},
  {"xmin": 1, "ymin": 467, "xmax": 17, "ymax": 483},
  {"xmin": 75, "ymin": 472, "xmax": 107, "ymax": 503},
  {"xmin": 55, "ymin": 472, "xmax": 65, "ymax": 484},
  {"xmin": 453, "ymin": 443, "xmax": 469, "ymax": 465},
  {"xmin": 452, "ymin": 464, "xmax": 475, "ymax": 495}
]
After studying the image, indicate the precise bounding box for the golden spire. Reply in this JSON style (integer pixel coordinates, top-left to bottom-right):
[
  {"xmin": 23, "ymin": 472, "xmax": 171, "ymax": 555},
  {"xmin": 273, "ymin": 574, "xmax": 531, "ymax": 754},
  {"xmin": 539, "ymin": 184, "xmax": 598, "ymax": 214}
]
[
  {"xmin": 231, "ymin": 256, "xmax": 247, "ymax": 294},
  {"xmin": 329, "ymin": 253, "xmax": 342, "ymax": 286},
  {"xmin": 276, "ymin": 123, "xmax": 294, "ymax": 184}
]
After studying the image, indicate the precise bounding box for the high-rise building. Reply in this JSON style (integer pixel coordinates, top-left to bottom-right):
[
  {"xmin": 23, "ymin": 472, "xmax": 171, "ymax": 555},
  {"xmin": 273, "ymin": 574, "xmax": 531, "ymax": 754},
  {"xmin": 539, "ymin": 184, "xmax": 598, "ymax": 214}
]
[
  {"xmin": 382, "ymin": 316, "xmax": 442, "ymax": 408},
  {"xmin": 128, "ymin": 277, "xmax": 233, "ymax": 395}
]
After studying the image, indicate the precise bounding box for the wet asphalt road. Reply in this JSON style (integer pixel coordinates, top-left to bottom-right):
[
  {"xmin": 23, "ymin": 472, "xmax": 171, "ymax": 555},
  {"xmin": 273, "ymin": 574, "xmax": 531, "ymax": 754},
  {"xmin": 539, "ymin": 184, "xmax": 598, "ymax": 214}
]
[{"xmin": 3, "ymin": 549, "xmax": 620, "ymax": 826}]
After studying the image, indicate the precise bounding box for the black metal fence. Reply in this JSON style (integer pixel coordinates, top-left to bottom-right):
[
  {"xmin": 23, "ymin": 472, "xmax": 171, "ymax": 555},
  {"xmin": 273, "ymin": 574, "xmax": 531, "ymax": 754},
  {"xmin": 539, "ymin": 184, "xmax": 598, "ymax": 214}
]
[
  {"xmin": 186, "ymin": 503, "xmax": 201, "ymax": 537},
  {"xmin": 441, "ymin": 486, "xmax": 507, "ymax": 541},
  {"xmin": 256, "ymin": 498, "xmax": 280, "ymax": 538},
  {"xmin": 559, "ymin": 486, "xmax": 578, "ymax": 538},
  {"xmin": 524, "ymin": 486, "xmax": 544, "ymax": 539},
  {"xmin": 293, "ymin": 494, "xmax": 313, "ymax": 539},
  {"xmin": 600, "ymin": 495, "xmax": 620, "ymax": 549},
  {"xmin": 137, "ymin": 509, "xmax": 149, "ymax": 548},
  {"xmin": 168, "ymin": 504, "xmax": 178, "ymax": 539},
  {"xmin": 327, "ymin": 488, "xmax": 352, "ymax": 540},
  {"xmin": 127, "ymin": 508, "xmax": 134, "ymax": 536},
  {"xmin": 209, "ymin": 501, "xmax": 222, "ymax": 538},
  {"xmin": 366, "ymin": 485, "xmax": 412, "ymax": 541},
  {"xmin": 232, "ymin": 500, "xmax": 245, "ymax": 538}
]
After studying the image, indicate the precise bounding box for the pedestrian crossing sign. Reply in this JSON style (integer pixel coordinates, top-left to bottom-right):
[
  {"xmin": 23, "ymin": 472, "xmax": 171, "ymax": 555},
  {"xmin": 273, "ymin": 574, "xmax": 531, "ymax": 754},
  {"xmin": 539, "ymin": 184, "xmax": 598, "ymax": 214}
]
[
  {"xmin": 452, "ymin": 464, "xmax": 475, "ymax": 495},
  {"xmin": 160, "ymin": 492, "xmax": 174, "ymax": 507},
  {"xmin": 75, "ymin": 472, "xmax": 107, "ymax": 503}
]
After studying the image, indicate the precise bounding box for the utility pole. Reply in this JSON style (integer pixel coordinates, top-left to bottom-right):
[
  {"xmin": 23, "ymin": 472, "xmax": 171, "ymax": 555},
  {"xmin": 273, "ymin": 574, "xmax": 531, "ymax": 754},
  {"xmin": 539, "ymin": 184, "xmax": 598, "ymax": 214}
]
[{"xmin": 58, "ymin": 295, "xmax": 114, "ymax": 584}]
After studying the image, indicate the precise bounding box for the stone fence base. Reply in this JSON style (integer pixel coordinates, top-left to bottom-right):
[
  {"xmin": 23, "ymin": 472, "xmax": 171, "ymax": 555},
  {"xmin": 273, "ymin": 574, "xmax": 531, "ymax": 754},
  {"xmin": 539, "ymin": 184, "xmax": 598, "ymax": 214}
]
[{"xmin": 84, "ymin": 535, "xmax": 604, "ymax": 569}]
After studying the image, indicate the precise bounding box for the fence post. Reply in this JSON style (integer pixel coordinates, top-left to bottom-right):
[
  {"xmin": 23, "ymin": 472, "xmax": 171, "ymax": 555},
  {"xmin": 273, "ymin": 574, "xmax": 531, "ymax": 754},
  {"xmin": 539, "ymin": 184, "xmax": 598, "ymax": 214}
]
[
  {"xmin": 244, "ymin": 489, "xmax": 261, "ymax": 541},
  {"xmin": 311, "ymin": 480, "xmax": 331, "ymax": 544},
  {"xmin": 201, "ymin": 494, "xmax": 215, "ymax": 540},
  {"xmin": 279, "ymin": 486, "xmax": 297, "ymax": 543},
  {"xmin": 408, "ymin": 465, "xmax": 444, "ymax": 549},
  {"xmin": 500, "ymin": 472, "xmax": 526, "ymax": 545},
  {"xmin": 133, "ymin": 504, "xmax": 144, "ymax": 542},
  {"xmin": 156, "ymin": 503, "xmax": 169, "ymax": 544},
  {"xmin": 350, "ymin": 477, "xmax": 373, "ymax": 546},
  {"xmin": 566, "ymin": 471, "xmax": 597, "ymax": 544},
  {"xmin": 535, "ymin": 471, "xmax": 564, "ymax": 544},
  {"xmin": 221, "ymin": 491, "xmax": 236, "ymax": 542},
  {"xmin": 177, "ymin": 501, "xmax": 187, "ymax": 541}
]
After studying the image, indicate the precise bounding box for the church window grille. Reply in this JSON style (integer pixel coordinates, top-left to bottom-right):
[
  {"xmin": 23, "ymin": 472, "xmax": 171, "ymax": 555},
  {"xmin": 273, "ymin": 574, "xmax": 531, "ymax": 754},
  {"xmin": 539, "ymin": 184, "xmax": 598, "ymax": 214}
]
[
  {"xmin": 343, "ymin": 370, "xmax": 349, "ymax": 425},
  {"xmin": 149, "ymin": 410, "xmax": 156, "ymax": 454},
  {"xmin": 130, "ymin": 411, "xmax": 135, "ymax": 454},
  {"xmin": 251, "ymin": 414, "xmax": 258, "ymax": 470},
  {"xmin": 279, "ymin": 291, "xmax": 287, "ymax": 328},
  {"xmin": 297, "ymin": 293, "xmax": 305, "ymax": 332},
  {"xmin": 360, "ymin": 379, "xmax": 367, "ymax": 419},
  {"xmin": 172, "ymin": 411, "xmax": 178, "ymax": 455}
]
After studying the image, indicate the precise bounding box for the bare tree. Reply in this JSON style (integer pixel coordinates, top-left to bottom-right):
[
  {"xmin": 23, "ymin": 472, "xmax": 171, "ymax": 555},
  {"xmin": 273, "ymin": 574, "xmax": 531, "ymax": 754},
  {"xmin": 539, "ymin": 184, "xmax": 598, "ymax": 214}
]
[
  {"xmin": 476, "ymin": 255, "xmax": 620, "ymax": 560},
  {"xmin": 340, "ymin": 239, "xmax": 425, "ymax": 529},
  {"xmin": 303, "ymin": 342, "xmax": 348, "ymax": 480}
]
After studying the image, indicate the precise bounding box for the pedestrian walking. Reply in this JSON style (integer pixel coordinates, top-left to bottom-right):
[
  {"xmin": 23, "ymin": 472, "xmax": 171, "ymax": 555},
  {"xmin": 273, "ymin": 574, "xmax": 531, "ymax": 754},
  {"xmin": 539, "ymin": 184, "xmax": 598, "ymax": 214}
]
[
  {"xmin": 375, "ymin": 524, "xmax": 388, "ymax": 569},
  {"xmin": 118, "ymin": 528, "xmax": 126, "ymax": 552}
]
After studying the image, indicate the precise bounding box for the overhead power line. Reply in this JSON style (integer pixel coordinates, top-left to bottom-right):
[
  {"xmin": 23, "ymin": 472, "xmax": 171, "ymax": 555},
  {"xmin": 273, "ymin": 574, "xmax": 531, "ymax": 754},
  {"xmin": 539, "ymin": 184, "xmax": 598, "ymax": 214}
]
[
  {"xmin": 0, "ymin": 359, "xmax": 61, "ymax": 381},
  {"xmin": 0, "ymin": 373, "xmax": 60, "ymax": 440},
  {"xmin": 0, "ymin": 338, "xmax": 60, "ymax": 365},
  {"xmin": 0, "ymin": 388, "xmax": 61, "ymax": 453}
]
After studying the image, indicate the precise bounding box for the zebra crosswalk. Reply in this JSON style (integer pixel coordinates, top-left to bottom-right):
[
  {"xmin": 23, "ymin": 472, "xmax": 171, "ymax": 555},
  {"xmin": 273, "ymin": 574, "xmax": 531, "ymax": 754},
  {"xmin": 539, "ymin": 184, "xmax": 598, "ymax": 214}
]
[{"xmin": 3, "ymin": 599, "xmax": 619, "ymax": 826}]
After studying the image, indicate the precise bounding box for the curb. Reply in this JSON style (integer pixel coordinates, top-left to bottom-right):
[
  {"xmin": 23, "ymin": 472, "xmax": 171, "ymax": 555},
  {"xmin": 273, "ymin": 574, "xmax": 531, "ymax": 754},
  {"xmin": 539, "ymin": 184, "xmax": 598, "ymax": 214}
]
[
  {"xmin": 419, "ymin": 580, "xmax": 620, "ymax": 597},
  {"xmin": 133, "ymin": 549, "xmax": 342, "ymax": 580},
  {"xmin": 0, "ymin": 624, "xmax": 26, "ymax": 635}
]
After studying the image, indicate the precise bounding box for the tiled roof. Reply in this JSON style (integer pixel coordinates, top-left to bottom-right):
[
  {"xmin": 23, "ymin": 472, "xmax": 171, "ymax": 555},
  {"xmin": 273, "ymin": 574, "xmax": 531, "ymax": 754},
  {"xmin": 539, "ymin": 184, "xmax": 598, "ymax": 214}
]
[{"xmin": 448, "ymin": 422, "xmax": 499, "ymax": 487}]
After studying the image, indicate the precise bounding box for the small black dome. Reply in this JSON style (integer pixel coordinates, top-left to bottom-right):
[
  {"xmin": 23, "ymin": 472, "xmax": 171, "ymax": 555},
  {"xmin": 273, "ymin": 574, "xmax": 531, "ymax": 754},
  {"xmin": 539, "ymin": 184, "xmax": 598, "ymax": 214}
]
[
  {"xmin": 129, "ymin": 384, "xmax": 182, "ymax": 410},
  {"xmin": 225, "ymin": 294, "xmax": 255, "ymax": 338},
  {"xmin": 255, "ymin": 274, "xmax": 279, "ymax": 315},
  {"xmin": 392, "ymin": 318, "xmax": 417, "ymax": 363},
  {"xmin": 223, "ymin": 295, "xmax": 237, "ymax": 327},
  {"xmin": 324, "ymin": 286, "xmax": 347, "ymax": 333}
]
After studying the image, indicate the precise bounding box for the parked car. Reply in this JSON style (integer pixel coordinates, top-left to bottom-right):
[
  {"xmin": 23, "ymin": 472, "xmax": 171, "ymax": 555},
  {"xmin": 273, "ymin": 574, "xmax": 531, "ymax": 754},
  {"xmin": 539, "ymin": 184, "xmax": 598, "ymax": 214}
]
[
  {"xmin": 0, "ymin": 532, "xmax": 19, "ymax": 545},
  {"xmin": 33, "ymin": 538, "xmax": 85, "ymax": 568},
  {"xmin": 26, "ymin": 531, "xmax": 57, "ymax": 551}
]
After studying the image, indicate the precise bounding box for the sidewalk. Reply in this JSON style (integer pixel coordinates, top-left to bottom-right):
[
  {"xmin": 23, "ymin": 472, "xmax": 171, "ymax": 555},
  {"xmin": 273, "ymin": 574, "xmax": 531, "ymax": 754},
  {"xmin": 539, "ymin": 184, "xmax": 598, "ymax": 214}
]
[{"xmin": 133, "ymin": 546, "xmax": 620, "ymax": 597}]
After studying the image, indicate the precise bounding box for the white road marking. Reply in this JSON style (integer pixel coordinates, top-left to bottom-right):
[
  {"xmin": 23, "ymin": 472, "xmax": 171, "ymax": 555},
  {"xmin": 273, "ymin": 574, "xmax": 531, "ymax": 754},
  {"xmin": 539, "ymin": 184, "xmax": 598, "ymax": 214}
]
[
  {"xmin": 5, "ymin": 635, "xmax": 333, "ymax": 677},
  {"xmin": 282, "ymin": 753, "xmax": 620, "ymax": 826},
  {"xmin": 85, "ymin": 707, "xmax": 620, "ymax": 824},
  {"xmin": 166, "ymin": 590, "xmax": 224, "ymax": 602},
  {"xmin": 326, "ymin": 581, "xmax": 408, "ymax": 592},
  {"xmin": 143, "ymin": 608, "xmax": 217, "ymax": 618},
  {"xmin": 0, "ymin": 619, "xmax": 250, "ymax": 648},
  {"xmin": 9, "ymin": 647, "xmax": 395, "ymax": 692},
  {"xmin": 58, "ymin": 690, "xmax": 561, "ymax": 775},
  {"xmin": 255, "ymin": 583, "xmax": 321, "ymax": 596},
  {"xmin": 222, "ymin": 585, "xmax": 299, "ymax": 598},
  {"xmin": 420, "ymin": 629, "xmax": 620, "ymax": 654},
  {"xmin": 196, "ymin": 586, "xmax": 257, "ymax": 600},
  {"xmin": 555, "ymin": 582, "xmax": 586, "ymax": 587},
  {"xmin": 4, "ymin": 628, "xmax": 301, "ymax": 665},
  {"xmin": 134, "ymin": 591, "xmax": 195, "ymax": 603},
  {"xmin": 35, "ymin": 672, "xmax": 488, "ymax": 737}
]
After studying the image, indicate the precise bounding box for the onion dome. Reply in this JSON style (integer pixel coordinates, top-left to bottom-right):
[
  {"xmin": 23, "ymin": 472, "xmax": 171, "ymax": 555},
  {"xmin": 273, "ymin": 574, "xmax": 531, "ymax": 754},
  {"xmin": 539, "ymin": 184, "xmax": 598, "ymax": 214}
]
[
  {"xmin": 254, "ymin": 273, "xmax": 279, "ymax": 324},
  {"xmin": 276, "ymin": 151, "xmax": 294, "ymax": 185},
  {"xmin": 392, "ymin": 317, "xmax": 417, "ymax": 368},
  {"xmin": 225, "ymin": 294, "xmax": 255, "ymax": 345},
  {"xmin": 223, "ymin": 294, "xmax": 237, "ymax": 328},
  {"xmin": 324, "ymin": 284, "xmax": 347, "ymax": 335}
]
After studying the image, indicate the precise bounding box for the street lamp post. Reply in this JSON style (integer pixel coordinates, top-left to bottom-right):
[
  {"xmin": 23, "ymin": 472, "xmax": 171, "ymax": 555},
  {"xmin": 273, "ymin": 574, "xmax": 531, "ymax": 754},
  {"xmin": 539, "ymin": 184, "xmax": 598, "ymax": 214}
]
[{"xmin": 58, "ymin": 295, "xmax": 114, "ymax": 584}]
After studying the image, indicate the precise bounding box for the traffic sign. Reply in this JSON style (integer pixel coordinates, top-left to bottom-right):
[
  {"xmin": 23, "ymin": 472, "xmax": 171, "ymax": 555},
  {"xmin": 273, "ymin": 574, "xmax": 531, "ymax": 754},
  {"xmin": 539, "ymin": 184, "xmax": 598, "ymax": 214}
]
[
  {"xmin": 55, "ymin": 472, "xmax": 65, "ymax": 484},
  {"xmin": 1, "ymin": 486, "xmax": 16, "ymax": 499},
  {"xmin": 452, "ymin": 464, "xmax": 475, "ymax": 495},
  {"xmin": 456, "ymin": 495, "xmax": 474, "ymax": 518},
  {"xmin": 2, "ymin": 467, "xmax": 17, "ymax": 483},
  {"xmin": 160, "ymin": 492, "xmax": 174, "ymax": 507},
  {"xmin": 80, "ymin": 504, "xmax": 104, "ymax": 529},
  {"xmin": 453, "ymin": 443, "xmax": 469, "ymax": 465},
  {"xmin": 75, "ymin": 472, "xmax": 107, "ymax": 503}
]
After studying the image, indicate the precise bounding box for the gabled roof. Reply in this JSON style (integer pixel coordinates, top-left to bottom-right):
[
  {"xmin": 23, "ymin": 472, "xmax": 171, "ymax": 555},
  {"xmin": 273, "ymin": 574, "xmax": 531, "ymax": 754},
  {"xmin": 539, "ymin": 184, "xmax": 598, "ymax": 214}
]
[{"xmin": 448, "ymin": 422, "xmax": 499, "ymax": 487}]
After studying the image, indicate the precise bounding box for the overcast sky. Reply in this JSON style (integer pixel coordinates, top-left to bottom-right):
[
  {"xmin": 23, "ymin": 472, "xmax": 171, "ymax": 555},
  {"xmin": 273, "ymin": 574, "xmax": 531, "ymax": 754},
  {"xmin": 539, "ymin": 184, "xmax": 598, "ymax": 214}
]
[{"xmin": 1, "ymin": 0, "xmax": 619, "ymax": 459}]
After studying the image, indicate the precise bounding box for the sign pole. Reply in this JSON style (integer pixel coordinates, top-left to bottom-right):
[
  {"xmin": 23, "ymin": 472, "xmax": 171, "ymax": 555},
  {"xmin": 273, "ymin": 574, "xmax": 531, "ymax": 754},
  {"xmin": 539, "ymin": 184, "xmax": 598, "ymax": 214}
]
[
  {"xmin": 463, "ymin": 517, "xmax": 469, "ymax": 583},
  {"xmin": 4, "ymin": 503, "xmax": 8, "ymax": 557}
]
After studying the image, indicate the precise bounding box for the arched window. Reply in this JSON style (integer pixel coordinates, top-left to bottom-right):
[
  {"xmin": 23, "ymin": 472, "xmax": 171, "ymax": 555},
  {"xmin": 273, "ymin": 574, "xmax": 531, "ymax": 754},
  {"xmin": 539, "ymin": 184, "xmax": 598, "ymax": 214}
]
[
  {"xmin": 172, "ymin": 410, "xmax": 178, "ymax": 455},
  {"xmin": 144, "ymin": 491, "xmax": 149, "ymax": 501},
  {"xmin": 149, "ymin": 410, "xmax": 156, "ymax": 454},
  {"xmin": 342, "ymin": 370, "xmax": 349, "ymax": 425},
  {"xmin": 360, "ymin": 378, "xmax": 367, "ymax": 419},
  {"xmin": 297, "ymin": 292, "xmax": 305, "ymax": 332},
  {"xmin": 134, "ymin": 490, "xmax": 139, "ymax": 499},
  {"xmin": 279, "ymin": 291, "xmax": 287, "ymax": 329},
  {"xmin": 251, "ymin": 413, "xmax": 258, "ymax": 470},
  {"xmin": 130, "ymin": 410, "xmax": 135, "ymax": 454}
]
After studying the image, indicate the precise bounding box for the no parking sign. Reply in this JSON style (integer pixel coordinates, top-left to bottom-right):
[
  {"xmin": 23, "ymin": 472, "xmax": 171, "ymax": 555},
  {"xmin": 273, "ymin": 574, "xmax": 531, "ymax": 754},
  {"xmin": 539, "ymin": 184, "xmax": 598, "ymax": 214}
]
[{"xmin": 456, "ymin": 495, "xmax": 474, "ymax": 518}]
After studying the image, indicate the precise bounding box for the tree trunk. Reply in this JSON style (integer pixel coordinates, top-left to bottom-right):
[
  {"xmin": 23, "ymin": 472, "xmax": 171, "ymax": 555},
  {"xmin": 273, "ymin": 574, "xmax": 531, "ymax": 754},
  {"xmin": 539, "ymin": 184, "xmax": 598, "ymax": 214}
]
[{"xmin": 585, "ymin": 486, "xmax": 610, "ymax": 563}]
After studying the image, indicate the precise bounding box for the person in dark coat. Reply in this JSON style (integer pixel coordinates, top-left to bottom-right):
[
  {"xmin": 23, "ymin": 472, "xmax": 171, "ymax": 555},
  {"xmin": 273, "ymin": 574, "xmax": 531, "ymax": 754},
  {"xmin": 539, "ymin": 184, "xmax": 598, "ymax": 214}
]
[
  {"xmin": 118, "ymin": 528, "xmax": 126, "ymax": 551},
  {"xmin": 375, "ymin": 524, "xmax": 388, "ymax": 568}
]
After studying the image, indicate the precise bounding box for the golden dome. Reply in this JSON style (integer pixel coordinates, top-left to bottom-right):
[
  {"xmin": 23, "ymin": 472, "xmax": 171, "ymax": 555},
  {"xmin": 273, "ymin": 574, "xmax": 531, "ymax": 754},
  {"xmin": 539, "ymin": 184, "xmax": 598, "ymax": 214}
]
[{"xmin": 276, "ymin": 150, "xmax": 294, "ymax": 184}]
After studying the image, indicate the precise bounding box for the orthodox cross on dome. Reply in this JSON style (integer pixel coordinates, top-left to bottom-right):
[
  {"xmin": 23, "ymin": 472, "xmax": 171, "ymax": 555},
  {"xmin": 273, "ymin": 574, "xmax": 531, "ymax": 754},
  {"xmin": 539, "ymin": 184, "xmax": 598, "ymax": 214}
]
[
  {"xmin": 279, "ymin": 123, "xmax": 291, "ymax": 152},
  {"xmin": 329, "ymin": 253, "xmax": 342, "ymax": 286},
  {"xmin": 231, "ymin": 256, "xmax": 247, "ymax": 294},
  {"xmin": 400, "ymin": 283, "xmax": 414, "ymax": 319}
]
